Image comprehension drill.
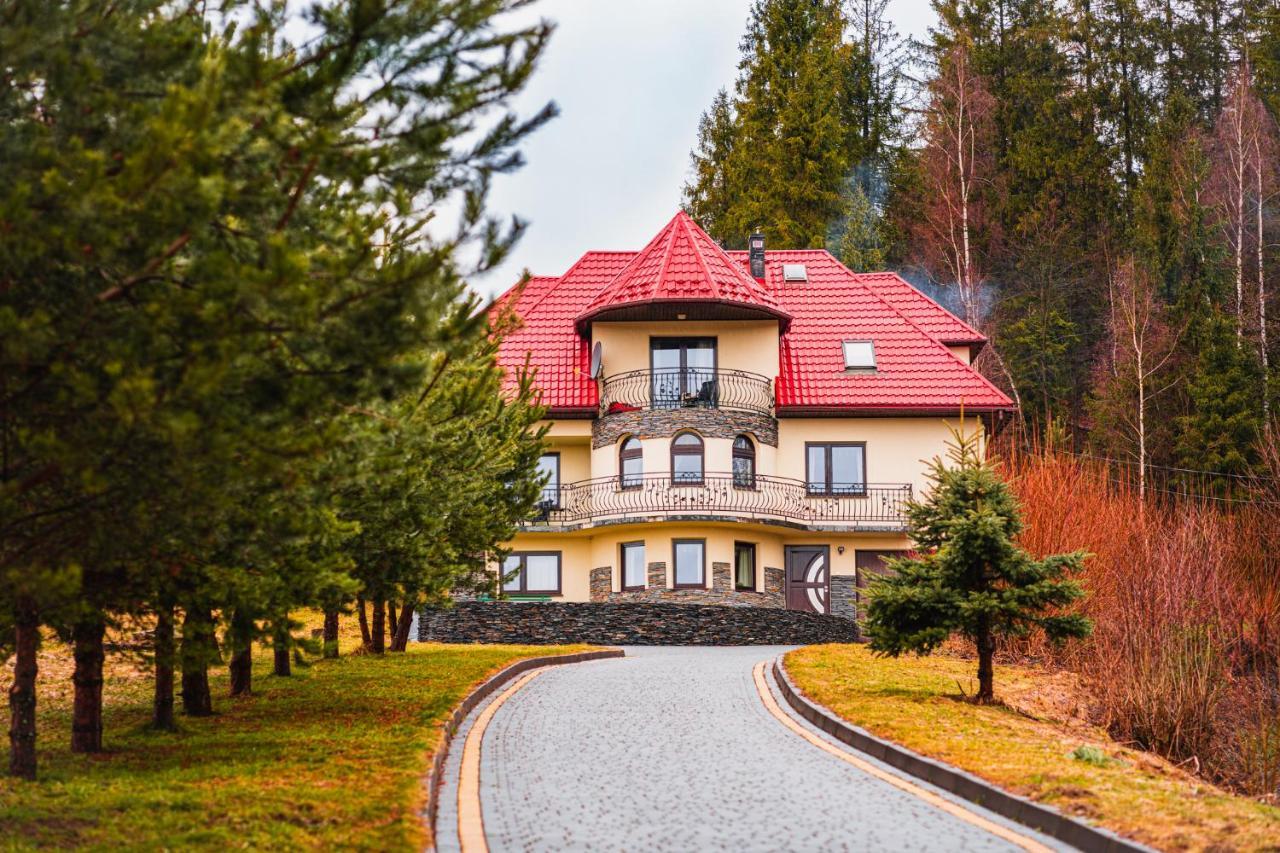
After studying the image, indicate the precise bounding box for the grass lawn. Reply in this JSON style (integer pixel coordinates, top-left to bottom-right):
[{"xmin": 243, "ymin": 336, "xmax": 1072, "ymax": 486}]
[
  {"xmin": 786, "ymin": 644, "xmax": 1280, "ymax": 851},
  {"xmin": 0, "ymin": 618, "xmax": 591, "ymax": 851}
]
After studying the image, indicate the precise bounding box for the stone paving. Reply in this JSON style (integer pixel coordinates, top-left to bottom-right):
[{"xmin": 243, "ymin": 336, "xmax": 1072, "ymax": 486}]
[{"xmin": 434, "ymin": 646, "xmax": 1069, "ymax": 852}]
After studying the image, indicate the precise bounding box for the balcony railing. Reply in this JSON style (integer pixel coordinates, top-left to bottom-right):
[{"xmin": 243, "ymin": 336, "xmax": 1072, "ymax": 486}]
[
  {"xmin": 525, "ymin": 474, "xmax": 911, "ymax": 531},
  {"xmin": 598, "ymin": 368, "xmax": 773, "ymax": 417}
]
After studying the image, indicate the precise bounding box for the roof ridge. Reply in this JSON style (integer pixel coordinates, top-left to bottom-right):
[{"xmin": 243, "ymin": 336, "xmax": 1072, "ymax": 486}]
[
  {"xmin": 838, "ymin": 269, "xmax": 1012, "ymax": 406},
  {"xmin": 653, "ymin": 216, "xmax": 680, "ymax": 300},
  {"xmin": 873, "ymin": 272, "xmax": 987, "ymax": 342}
]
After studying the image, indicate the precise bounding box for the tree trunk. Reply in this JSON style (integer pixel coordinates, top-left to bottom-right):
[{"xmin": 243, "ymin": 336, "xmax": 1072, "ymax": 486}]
[
  {"xmin": 370, "ymin": 599, "xmax": 386, "ymax": 654},
  {"xmin": 387, "ymin": 600, "xmax": 399, "ymax": 639},
  {"xmin": 228, "ymin": 642, "xmax": 252, "ymax": 697},
  {"xmin": 70, "ymin": 616, "xmax": 106, "ymax": 753},
  {"xmin": 390, "ymin": 602, "xmax": 415, "ymax": 652},
  {"xmin": 8, "ymin": 597, "xmax": 39, "ymax": 779},
  {"xmin": 180, "ymin": 608, "xmax": 214, "ymax": 716},
  {"xmin": 975, "ymin": 622, "xmax": 996, "ymax": 703},
  {"xmin": 152, "ymin": 603, "xmax": 176, "ymax": 731},
  {"xmin": 273, "ymin": 625, "xmax": 291, "ymax": 677},
  {"xmin": 357, "ymin": 596, "xmax": 371, "ymax": 648},
  {"xmin": 322, "ymin": 609, "xmax": 339, "ymax": 659}
]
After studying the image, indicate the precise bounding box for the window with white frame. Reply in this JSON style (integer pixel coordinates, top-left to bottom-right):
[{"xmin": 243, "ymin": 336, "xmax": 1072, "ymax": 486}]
[{"xmin": 842, "ymin": 340, "xmax": 876, "ymax": 370}]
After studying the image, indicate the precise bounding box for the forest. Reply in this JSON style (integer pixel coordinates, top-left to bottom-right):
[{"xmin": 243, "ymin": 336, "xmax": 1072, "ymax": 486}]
[
  {"xmin": 685, "ymin": 0, "xmax": 1280, "ymax": 497},
  {"xmin": 684, "ymin": 0, "xmax": 1280, "ymax": 800}
]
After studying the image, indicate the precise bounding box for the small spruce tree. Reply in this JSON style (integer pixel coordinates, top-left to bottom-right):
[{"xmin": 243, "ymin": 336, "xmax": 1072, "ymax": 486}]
[{"xmin": 866, "ymin": 427, "xmax": 1092, "ymax": 702}]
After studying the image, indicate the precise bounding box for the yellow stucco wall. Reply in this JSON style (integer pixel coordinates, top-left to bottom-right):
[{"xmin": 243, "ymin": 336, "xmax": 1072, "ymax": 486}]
[
  {"xmin": 776, "ymin": 416, "xmax": 984, "ymax": 496},
  {"xmin": 591, "ymin": 320, "xmax": 780, "ymax": 379},
  {"xmin": 503, "ymin": 524, "xmax": 911, "ymax": 601},
  {"xmin": 947, "ymin": 344, "xmax": 972, "ymax": 365}
]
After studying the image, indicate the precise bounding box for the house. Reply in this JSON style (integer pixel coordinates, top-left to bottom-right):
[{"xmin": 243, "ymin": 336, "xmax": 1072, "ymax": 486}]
[{"xmin": 488, "ymin": 211, "xmax": 1013, "ymax": 620}]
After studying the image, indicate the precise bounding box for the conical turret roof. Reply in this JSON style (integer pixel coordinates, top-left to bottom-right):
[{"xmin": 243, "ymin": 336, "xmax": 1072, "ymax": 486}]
[{"xmin": 575, "ymin": 211, "xmax": 790, "ymax": 332}]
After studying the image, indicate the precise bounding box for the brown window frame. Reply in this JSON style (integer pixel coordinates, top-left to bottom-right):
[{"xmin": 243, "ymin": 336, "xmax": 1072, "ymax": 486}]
[
  {"xmin": 734, "ymin": 541, "xmax": 757, "ymax": 591},
  {"xmin": 672, "ymin": 538, "xmax": 706, "ymax": 589},
  {"xmin": 805, "ymin": 441, "xmax": 867, "ymax": 497},
  {"xmin": 620, "ymin": 540, "xmax": 646, "ymax": 591},
  {"xmin": 649, "ymin": 336, "xmax": 718, "ymax": 409},
  {"xmin": 619, "ymin": 436, "xmax": 643, "ymax": 490},
  {"xmin": 537, "ymin": 451, "xmax": 561, "ymax": 509},
  {"xmin": 732, "ymin": 434, "xmax": 756, "ymax": 489},
  {"xmin": 500, "ymin": 551, "xmax": 562, "ymax": 596},
  {"xmin": 670, "ymin": 431, "xmax": 705, "ymax": 486}
]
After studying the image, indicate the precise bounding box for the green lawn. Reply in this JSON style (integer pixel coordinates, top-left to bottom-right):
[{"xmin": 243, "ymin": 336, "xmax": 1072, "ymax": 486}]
[
  {"xmin": 786, "ymin": 644, "xmax": 1280, "ymax": 852},
  {"xmin": 1, "ymin": 632, "xmax": 590, "ymax": 851}
]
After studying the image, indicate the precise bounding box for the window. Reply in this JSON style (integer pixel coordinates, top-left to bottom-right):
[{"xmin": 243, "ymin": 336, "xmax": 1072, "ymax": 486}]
[
  {"xmin": 673, "ymin": 539, "xmax": 705, "ymax": 588},
  {"xmin": 501, "ymin": 552, "xmax": 561, "ymax": 595},
  {"xmin": 619, "ymin": 436, "xmax": 643, "ymax": 489},
  {"xmin": 621, "ymin": 541, "xmax": 646, "ymax": 591},
  {"xmin": 537, "ymin": 453, "xmax": 560, "ymax": 508},
  {"xmin": 732, "ymin": 434, "xmax": 756, "ymax": 488},
  {"xmin": 734, "ymin": 542, "xmax": 756, "ymax": 591},
  {"xmin": 782, "ymin": 263, "xmax": 808, "ymax": 282},
  {"xmin": 671, "ymin": 432, "xmax": 704, "ymax": 484},
  {"xmin": 806, "ymin": 442, "xmax": 866, "ymax": 496},
  {"xmin": 650, "ymin": 337, "xmax": 717, "ymax": 408},
  {"xmin": 842, "ymin": 340, "xmax": 876, "ymax": 370}
]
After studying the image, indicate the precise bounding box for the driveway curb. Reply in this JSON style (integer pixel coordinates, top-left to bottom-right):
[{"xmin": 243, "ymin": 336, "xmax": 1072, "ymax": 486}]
[
  {"xmin": 422, "ymin": 648, "xmax": 624, "ymax": 849},
  {"xmin": 772, "ymin": 657, "xmax": 1152, "ymax": 853}
]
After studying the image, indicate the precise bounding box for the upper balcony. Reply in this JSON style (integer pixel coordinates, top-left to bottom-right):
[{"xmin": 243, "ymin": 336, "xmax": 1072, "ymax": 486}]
[
  {"xmin": 598, "ymin": 367, "xmax": 774, "ymax": 419},
  {"xmin": 523, "ymin": 474, "xmax": 911, "ymax": 533}
]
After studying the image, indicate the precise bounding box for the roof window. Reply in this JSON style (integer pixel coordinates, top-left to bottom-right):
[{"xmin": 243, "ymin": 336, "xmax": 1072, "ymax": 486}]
[
  {"xmin": 842, "ymin": 340, "xmax": 876, "ymax": 370},
  {"xmin": 782, "ymin": 263, "xmax": 808, "ymax": 282}
]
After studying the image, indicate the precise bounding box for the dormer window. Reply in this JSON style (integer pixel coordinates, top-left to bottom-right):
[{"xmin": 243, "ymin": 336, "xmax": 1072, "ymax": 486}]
[{"xmin": 842, "ymin": 340, "xmax": 876, "ymax": 371}]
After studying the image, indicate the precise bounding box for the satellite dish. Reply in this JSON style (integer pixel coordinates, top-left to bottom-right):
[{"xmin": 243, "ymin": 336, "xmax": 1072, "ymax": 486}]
[{"xmin": 590, "ymin": 342, "xmax": 604, "ymax": 379}]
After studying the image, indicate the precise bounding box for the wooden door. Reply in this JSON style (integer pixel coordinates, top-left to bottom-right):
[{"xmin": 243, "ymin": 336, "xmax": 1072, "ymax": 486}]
[{"xmin": 784, "ymin": 546, "xmax": 830, "ymax": 614}]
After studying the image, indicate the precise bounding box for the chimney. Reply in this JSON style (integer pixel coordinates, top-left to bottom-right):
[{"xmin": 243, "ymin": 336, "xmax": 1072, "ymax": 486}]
[{"xmin": 748, "ymin": 231, "xmax": 765, "ymax": 281}]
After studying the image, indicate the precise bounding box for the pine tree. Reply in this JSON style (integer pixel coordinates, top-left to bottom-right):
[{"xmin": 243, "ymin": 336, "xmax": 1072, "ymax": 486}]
[
  {"xmin": 683, "ymin": 89, "xmax": 741, "ymax": 246},
  {"xmin": 866, "ymin": 428, "xmax": 1092, "ymax": 703},
  {"xmin": 0, "ymin": 0, "xmax": 553, "ymax": 779}
]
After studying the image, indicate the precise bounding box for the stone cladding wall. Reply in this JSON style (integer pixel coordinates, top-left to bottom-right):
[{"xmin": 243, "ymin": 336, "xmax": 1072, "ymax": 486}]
[{"xmin": 592, "ymin": 407, "xmax": 777, "ymax": 449}]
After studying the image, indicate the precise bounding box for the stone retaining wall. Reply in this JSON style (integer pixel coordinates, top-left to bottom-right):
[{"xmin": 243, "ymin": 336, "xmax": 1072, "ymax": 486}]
[{"xmin": 417, "ymin": 601, "xmax": 860, "ymax": 646}]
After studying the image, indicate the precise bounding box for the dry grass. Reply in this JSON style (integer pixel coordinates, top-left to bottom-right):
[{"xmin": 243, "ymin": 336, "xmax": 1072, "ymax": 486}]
[
  {"xmin": 1, "ymin": 614, "xmax": 591, "ymax": 851},
  {"xmin": 787, "ymin": 644, "xmax": 1280, "ymax": 852}
]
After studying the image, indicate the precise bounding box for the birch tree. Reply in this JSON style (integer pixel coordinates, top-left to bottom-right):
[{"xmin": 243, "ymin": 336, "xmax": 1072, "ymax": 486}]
[
  {"xmin": 1088, "ymin": 259, "xmax": 1182, "ymax": 499},
  {"xmin": 912, "ymin": 44, "xmax": 1023, "ymax": 416}
]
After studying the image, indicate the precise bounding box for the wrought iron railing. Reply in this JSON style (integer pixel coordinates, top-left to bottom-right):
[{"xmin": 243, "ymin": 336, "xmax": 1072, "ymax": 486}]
[
  {"xmin": 598, "ymin": 368, "xmax": 773, "ymax": 417},
  {"xmin": 524, "ymin": 473, "xmax": 911, "ymax": 529}
]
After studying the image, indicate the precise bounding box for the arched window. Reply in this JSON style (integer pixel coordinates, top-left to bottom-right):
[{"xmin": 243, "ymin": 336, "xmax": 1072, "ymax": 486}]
[
  {"xmin": 671, "ymin": 432, "xmax": 704, "ymax": 485},
  {"xmin": 619, "ymin": 436, "xmax": 643, "ymax": 489},
  {"xmin": 733, "ymin": 434, "xmax": 756, "ymax": 489}
]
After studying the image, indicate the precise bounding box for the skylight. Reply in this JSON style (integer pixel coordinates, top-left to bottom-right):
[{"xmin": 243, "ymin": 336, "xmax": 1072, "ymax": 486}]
[
  {"xmin": 782, "ymin": 263, "xmax": 808, "ymax": 282},
  {"xmin": 842, "ymin": 340, "xmax": 876, "ymax": 370}
]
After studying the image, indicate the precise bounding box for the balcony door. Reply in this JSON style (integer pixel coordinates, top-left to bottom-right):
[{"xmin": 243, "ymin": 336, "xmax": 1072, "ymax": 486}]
[{"xmin": 650, "ymin": 337, "xmax": 716, "ymax": 408}]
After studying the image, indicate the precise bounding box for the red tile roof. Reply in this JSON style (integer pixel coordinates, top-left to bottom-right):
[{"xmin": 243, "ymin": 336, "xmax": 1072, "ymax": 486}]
[
  {"xmin": 577, "ymin": 211, "xmax": 789, "ymax": 331},
  {"xmin": 491, "ymin": 214, "xmax": 1013, "ymax": 416}
]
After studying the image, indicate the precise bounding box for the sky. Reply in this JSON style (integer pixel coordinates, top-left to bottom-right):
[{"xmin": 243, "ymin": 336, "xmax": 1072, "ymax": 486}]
[{"xmin": 473, "ymin": 0, "xmax": 938, "ymax": 300}]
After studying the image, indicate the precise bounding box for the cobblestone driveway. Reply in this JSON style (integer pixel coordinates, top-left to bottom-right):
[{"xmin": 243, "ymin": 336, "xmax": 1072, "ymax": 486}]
[{"xmin": 438, "ymin": 646, "xmax": 1067, "ymax": 852}]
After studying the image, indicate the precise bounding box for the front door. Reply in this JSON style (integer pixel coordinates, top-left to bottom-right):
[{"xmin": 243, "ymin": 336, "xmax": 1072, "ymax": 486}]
[{"xmin": 784, "ymin": 546, "xmax": 830, "ymax": 614}]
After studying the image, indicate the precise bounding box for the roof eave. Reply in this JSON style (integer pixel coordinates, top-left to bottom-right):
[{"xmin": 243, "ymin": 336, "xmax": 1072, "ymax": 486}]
[{"xmin": 575, "ymin": 298, "xmax": 793, "ymax": 335}]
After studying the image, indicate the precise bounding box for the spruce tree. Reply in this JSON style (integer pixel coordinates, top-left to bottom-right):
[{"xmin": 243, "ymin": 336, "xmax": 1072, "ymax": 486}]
[{"xmin": 866, "ymin": 429, "xmax": 1092, "ymax": 703}]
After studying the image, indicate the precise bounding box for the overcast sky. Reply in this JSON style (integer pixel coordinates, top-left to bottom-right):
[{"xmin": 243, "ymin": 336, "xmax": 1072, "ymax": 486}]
[{"xmin": 473, "ymin": 0, "xmax": 937, "ymax": 300}]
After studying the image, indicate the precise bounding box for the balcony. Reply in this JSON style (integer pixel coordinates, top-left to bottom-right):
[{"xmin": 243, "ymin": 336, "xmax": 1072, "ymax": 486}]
[
  {"xmin": 526, "ymin": 474, "xmax": 911, "ymax": 532},
  {"xmin": 598, "ymin": 368, "xmax": 773, "ymax": 418}
]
